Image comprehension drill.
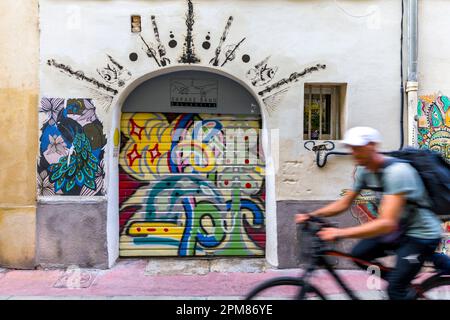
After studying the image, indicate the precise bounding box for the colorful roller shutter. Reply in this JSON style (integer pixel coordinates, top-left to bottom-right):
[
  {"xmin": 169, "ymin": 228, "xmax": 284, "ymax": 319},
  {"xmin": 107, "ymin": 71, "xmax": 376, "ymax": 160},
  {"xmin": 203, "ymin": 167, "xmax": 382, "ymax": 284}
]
[{"xmin": 119, "ymin": 113, "xmax": 266, "ymax": 257}]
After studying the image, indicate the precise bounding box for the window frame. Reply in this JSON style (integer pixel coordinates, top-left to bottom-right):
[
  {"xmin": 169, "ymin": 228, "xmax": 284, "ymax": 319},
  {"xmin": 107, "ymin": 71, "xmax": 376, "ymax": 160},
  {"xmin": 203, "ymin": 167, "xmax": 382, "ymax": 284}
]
[{"xmin": 303, "ymin": 84, "xmax": 341, "ymax": 141}]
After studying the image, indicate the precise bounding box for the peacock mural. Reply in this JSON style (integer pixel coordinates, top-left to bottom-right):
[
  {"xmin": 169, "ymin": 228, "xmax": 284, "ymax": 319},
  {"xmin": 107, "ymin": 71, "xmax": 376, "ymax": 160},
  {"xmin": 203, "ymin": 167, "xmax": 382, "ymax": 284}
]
[{"xmin": 38, "ymin": 98, "xmax": 107, "ymax": 196}]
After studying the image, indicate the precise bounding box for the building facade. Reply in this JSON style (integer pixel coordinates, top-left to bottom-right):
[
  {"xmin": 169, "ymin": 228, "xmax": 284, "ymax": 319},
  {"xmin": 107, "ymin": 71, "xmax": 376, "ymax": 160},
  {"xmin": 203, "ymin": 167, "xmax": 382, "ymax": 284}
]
[{"xmin": 0, "ymin": 0, "xmax": 448, "ymax": 269}]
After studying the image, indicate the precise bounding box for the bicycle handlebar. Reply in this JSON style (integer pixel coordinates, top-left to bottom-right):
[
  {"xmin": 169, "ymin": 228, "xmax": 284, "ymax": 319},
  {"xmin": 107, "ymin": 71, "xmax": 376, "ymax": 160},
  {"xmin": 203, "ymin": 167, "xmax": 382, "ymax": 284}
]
[
  {"xmin": 300, "ymin": 215, "xmax": 335, "ymax": 232},
  {"xmin": 306, "ymin": 215, "xmax": 328, "ymax": 224},
  {"xmin": 298, "ymin": 215, "xmax": 339, "ymax": 254}
]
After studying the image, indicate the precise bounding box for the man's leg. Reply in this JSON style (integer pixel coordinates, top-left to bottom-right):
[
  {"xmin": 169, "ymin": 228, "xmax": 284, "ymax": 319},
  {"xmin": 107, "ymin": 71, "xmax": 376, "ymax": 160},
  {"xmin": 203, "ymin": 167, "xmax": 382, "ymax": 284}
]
[
  {"xmin": 430, "ymin": 252, "xmax": 450, "ymax": 273},
  {"xmin": 387, "ymin": 237, "xmax": 440, "ymax": 300},
  {"xmin": 351, "ymin": 238, "xmax": 396, "ymax": 279}
]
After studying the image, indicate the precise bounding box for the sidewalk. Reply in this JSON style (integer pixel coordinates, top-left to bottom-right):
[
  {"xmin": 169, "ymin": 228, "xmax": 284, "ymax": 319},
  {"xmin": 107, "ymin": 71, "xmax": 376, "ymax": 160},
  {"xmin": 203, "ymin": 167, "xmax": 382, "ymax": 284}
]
[{"xmin": 0, "ymin": 258, "xmax": 394, "ymax": 300}]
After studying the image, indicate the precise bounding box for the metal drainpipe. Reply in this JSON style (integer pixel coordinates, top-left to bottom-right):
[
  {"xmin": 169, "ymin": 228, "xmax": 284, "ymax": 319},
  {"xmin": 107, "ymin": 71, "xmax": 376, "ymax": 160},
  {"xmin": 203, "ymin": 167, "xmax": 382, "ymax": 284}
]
[{"xmin": 406, "ymin": 0, "xmax": 419, "ymax": 147}]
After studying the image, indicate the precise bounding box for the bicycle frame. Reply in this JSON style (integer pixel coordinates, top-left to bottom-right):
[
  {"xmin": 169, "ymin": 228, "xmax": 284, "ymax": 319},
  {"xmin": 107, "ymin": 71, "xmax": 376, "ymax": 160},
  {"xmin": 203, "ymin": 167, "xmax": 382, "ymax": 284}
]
[
  {"xmin": 296, "ymin": 249, "xmax": 393, "ymax": 300},
  {"xmin": 290, "ymin": 217, "xmax": 449, "ymax": 300}
]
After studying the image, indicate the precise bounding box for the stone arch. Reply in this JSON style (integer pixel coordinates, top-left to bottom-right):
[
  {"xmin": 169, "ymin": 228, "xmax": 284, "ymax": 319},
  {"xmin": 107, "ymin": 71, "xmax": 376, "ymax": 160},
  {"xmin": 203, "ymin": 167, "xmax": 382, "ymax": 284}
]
[{"xmin": 105, "ymin": 65, "xmax": 278, "ymax": 267}]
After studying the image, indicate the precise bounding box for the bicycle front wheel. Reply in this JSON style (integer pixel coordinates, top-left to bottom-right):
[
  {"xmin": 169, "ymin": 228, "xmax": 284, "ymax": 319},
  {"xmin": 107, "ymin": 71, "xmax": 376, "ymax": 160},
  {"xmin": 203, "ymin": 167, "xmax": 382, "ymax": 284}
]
[
  {"xmin": 244, "ymin": 276, "xmax": 326, "ymax": 300},
  {"xmin": 417, "ymin": 275, "xmax": 450, "ymax": 300}
]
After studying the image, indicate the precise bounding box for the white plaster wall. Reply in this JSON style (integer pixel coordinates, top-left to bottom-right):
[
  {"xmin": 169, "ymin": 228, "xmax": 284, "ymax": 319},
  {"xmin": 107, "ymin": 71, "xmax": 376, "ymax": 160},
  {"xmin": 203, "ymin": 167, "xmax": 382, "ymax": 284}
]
[
  {"xmin": 418, "ymin": 0, "xmax": 450, "ymax": 94},
  {"xmin": 40, "ymin": 0, "xmax": 403, "ymax": 198},
  {"xmin": 39, "ymin": 0, "xmax": 404, "ymax": 265},
  {"xmin": 415, "ymin": 0, "xmax": 450, "ymax": 171}
]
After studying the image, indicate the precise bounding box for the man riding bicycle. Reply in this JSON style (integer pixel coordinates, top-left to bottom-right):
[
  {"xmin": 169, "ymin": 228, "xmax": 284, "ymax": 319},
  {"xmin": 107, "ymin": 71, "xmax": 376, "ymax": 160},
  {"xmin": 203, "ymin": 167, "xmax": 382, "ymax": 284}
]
[{"xmin": 295, "ymin": 126, "xmax": 449, "ymax": 300}]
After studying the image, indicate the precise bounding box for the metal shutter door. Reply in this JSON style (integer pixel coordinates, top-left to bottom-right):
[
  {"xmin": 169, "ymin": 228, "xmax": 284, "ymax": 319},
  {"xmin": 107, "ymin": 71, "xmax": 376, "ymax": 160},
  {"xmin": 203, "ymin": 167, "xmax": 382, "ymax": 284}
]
[{"xmin": 119, "ymin": 112, "xmax": 265, "ymax": 257}]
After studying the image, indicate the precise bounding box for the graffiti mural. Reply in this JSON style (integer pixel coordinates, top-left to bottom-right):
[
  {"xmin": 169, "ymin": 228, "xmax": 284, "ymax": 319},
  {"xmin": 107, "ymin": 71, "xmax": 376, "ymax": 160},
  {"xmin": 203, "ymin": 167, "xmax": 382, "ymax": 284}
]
[
  {"xmin": 342, "ymin": 94, "xmax": 449, "ymax": 222},
  {"xmin": 139, "ymin": 33, "xmax": 161, "ymax": 67},
  {"xmin": 220, "ymin": 38, "xmax": 246, "ymax": 67},
  {"xmin": 262, "ymin": 88, "xmax": 289, "ymax": 115},
  {"xmin": 47, "ymin": 59, "xmax": 118, "ymax": 96},
  {"xmin": 128, "ymin": 0, "xmax": 325, "ymax": 112},
  {"xmin": 179, "ymin": 0, "xmax": 200, "ymax": 64},
  {"xmin": 258, "ymin": 64, "xmax": 327, "ymax": 97},
  {"xmin": 97, "ymin": 55, "xmax": 132, "ymax": 88},
  {"xmin": 47, "ymin": 54, "xmax": 132, "ymax": 113},
  {"xmin": 210, "ymin": 16, "xmax": 234, "ymax": 67},
  {"xmin": 341, "ymin": 167, "xmax": 379, "ymax": 225},
  {"xmin": 344, "ymin": 167, "xmax": 449, "ymax": 257},
  {"xmin": 247, "ymin": 56, "xmax": 278, "ymax": 87},
  {"xmin": 440, "ymin": 222, "xmax": 450, "ymax": 255},
  {"xmin": 46, "ymin": 1, "xmax": 327, "ymax": 115},
  {"xmin": 119, "ymin": 113, "xmax": 265, "ymax": 256},
  {"xmin": 151, "ymin": 15, "xmax": 171, "ymax": 66},
  {"xmin": 38, "ymin": 98, "xmax": 107, "ymax": 196},
  {"xmin": 418, "ymin": 94, "xmax": 450, "ymax": 161}
]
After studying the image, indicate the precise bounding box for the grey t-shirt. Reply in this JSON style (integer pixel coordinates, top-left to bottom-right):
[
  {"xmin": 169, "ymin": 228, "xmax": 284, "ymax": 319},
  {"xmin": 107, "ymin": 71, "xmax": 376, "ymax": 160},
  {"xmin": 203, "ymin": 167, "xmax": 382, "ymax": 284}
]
[{"xmin": 352, "ymin": 159, "xmax": 443, "ymax": 240}]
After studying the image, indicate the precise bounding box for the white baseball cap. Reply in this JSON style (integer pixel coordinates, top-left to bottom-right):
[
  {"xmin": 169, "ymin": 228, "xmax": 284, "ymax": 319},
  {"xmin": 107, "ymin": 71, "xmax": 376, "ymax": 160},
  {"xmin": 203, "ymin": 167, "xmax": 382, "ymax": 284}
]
[{"xmin": 341, "ymin": 127, "xmax": 382, "ymax": 146}]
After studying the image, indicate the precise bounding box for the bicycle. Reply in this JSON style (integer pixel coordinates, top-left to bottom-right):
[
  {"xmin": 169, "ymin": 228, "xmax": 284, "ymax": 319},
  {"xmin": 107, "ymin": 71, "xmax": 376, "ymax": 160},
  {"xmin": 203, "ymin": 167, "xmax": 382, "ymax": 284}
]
[{"xmin": 245, "ymin": 216, "xmax": 450, "ymax": 300}]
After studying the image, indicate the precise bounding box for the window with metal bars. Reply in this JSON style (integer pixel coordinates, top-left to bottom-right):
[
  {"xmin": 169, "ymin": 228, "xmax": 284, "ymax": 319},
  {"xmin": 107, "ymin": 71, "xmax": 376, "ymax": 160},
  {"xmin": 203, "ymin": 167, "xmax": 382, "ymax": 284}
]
[{"xmin": 303, "ymin": 84, "xmax": 343, "ymax": 140}]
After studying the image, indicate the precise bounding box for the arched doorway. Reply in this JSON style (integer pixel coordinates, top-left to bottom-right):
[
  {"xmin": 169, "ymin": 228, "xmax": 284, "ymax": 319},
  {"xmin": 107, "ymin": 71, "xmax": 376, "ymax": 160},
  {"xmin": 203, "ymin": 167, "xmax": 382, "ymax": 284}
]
[{"xmin": 117, "ymin": 70, "xmax": 267, "ymax": 257}]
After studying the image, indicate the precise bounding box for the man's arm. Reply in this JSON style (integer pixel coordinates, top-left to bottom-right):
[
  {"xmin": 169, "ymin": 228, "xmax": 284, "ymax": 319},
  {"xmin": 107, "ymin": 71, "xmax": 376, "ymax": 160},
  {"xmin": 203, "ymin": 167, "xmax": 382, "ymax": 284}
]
[
  {"xmin": 298, "ymin": 166, "xmax": 365, "ymax": 221},
  {"xmin": 295, "ymin": 190, "xmax": 359, "ymax": 223},
  {"xmin": 319, "ymin": 193, "xmax": 406, "ymax": 240},
  {"xmin": 310, "ymin": 190, "xmax": 359, "ymax": 218}
]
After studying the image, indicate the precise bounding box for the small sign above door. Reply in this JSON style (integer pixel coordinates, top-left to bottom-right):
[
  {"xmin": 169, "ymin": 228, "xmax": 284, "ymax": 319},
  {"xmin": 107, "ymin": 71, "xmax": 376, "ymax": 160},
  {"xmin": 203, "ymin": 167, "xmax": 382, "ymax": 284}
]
[{"xmin": 170, "ymin": 78, "xmax": 218, "ymax": 108}]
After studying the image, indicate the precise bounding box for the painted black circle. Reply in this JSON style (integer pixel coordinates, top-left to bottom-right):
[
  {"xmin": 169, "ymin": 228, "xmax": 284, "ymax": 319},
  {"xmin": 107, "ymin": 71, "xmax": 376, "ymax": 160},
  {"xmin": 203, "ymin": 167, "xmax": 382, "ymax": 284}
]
[
  {"xmin": 169, "ymin": 40, "xmax": 177, "ymax": 48},
  {"xmin": 242, "ymin": 54, "xmax": 250, "ymax": 63},
  {"xmin": 206, "ymin": 36, "xmax": 210, "ymax": 41},
  {"xmin": 129, "ymin": 52, "xmax": 138, "ymax": 62},
  {"xmin": 202, "ymin": 41, "xmax": 211, "ymax": 50}
]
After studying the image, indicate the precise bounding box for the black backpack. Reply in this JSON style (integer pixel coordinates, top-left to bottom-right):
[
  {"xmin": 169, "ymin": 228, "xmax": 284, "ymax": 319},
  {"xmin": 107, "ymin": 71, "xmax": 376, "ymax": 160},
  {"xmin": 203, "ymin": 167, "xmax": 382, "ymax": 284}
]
[{"xmin": 386, "ymin": 147, "xmax": 450, "ymax": 218}]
